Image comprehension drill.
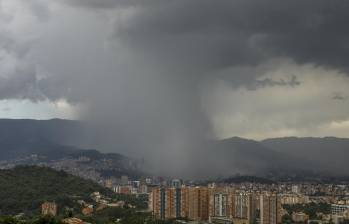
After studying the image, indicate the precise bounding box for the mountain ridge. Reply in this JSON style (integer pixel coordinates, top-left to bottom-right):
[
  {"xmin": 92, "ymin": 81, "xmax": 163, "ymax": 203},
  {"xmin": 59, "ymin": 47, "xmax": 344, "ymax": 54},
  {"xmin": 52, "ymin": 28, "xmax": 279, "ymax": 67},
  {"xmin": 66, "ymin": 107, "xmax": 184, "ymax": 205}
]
[{"xmin": 0, "ymin": 119, "xmax": 348, "ymax": 177}]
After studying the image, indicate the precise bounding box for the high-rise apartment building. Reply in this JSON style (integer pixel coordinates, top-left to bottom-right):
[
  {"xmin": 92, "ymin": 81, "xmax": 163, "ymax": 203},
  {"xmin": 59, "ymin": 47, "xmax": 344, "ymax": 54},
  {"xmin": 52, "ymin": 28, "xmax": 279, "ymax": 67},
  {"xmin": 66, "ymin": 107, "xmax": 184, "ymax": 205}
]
[
  {"xmin": 152, "ymin": 186, "xmax": 258, "ymax": 224},
  {"xmin": 120, "ymin": 175, "xmax": 129, "ymax": 185},
  {"xmin": 208, "ymin": 187, "xmax": 235, "ymax": 223},
  {"xmin": 232, "ymin": 191, "xmax": 256, "ymax": 224},
  {"xmin": 171, "ymin": 179, "xmax": 182, "ymax": 188},
  {"xmin": 213, "ymin": 193, "xmax": 228, "ymax": 217},
  {"xmin": 187, "ymin": 187, "xmax": 209, "ymax": 221},
  {"xmin": 152, "ymin": 187, "xmax": 188, "ymax": 220},
  {"xmin": 152, "ymin": 186, "xmax": 209, "ymax": 221},
  {"xmin": 152, "ymin": 187, "xmax": 175, "ymax": 219},
  {"xmin": 260, "ymin": 193, "xmax": 282, "ymax": 224}
]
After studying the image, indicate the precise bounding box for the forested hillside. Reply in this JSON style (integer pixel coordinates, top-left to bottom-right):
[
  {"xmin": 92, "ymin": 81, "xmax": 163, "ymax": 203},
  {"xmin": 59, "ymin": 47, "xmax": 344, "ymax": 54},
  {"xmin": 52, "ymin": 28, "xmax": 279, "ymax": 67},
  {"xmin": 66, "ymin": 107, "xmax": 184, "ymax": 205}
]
[{"xmin": 0, "ymin": 166, "xmax": 114, "ymax": 215}]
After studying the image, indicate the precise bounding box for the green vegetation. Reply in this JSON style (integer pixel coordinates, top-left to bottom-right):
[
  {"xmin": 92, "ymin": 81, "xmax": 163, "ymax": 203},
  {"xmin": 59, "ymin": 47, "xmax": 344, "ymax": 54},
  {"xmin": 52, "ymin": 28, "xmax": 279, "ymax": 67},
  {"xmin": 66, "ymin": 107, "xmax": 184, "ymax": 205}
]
[
  {"xmin": 0, "ymin": 216, "xmax": 63, "ymax": 224},
  {"xmin": 113, "ymin": 194, "xmax": 149, "ymax": 210},
  {"xmin": 0, "ymin": 166, "xmax": 157, "ymax": 223},
  {"xmin": 0, "ymin": 166, "xmax": 114, "ymax": 215},
  {"xmin": 0, "ymin": 211, "xmax": 180, "ymax": 224},
  {"xmin": 283, "ymin": 202, "xmax": 331, "ymax": 219},
  {"xmin": 281, "ymin": 214, "xmax": 292, "ymax": 224},
  {"xmin": 81, "ymin": 208, "xmax": 178, "ymax": 224}
]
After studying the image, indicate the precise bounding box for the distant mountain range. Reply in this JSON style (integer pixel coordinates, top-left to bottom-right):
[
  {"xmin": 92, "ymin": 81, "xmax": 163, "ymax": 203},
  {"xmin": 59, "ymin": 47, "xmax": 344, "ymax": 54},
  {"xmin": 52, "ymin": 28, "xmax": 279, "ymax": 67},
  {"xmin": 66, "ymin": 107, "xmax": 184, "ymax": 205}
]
[
  {"xmin": 0, "ymin": 119, "xmax": 348, "ymax": 178},
  {"xmin": 0, "ymin": 119, "xmax": 83, "ymax": 152},
  {"xmin": 0, "ymin": 119, "xmax": 143, "ymax": 180},
  {"xmin": 193, "ymin": 136, "xmax": 348, "ymax": 179},
  {"xmin": 261, "ymin": 137, "xmax": 349, "ymax": 176}
]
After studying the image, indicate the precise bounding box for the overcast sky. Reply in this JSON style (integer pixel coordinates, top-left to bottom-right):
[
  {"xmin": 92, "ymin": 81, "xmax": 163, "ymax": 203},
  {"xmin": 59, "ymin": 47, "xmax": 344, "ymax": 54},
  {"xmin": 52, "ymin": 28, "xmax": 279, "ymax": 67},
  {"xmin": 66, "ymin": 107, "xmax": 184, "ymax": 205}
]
[{"xmin": 1, "ymin": 0, "xmax": 349, "ymax": 142}]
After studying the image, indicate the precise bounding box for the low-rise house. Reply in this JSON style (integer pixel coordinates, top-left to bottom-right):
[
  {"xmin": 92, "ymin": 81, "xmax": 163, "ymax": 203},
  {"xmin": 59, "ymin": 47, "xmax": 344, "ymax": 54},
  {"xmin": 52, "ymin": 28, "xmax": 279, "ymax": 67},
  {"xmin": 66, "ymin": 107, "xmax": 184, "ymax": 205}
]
[
  {"xmin": 41, "ymin": 202, "xmax": 57, "ymax": 216},
  {"xmin": 62, "ymin": 218, "xmax": 90, "ymax": 224},
  {"xmin": 82, "ymin": 207, "xmax": 93, "ymax": 216},
  {"xmin": 292, "ymin": 212, "xmax": 309, "ymax": 223}
]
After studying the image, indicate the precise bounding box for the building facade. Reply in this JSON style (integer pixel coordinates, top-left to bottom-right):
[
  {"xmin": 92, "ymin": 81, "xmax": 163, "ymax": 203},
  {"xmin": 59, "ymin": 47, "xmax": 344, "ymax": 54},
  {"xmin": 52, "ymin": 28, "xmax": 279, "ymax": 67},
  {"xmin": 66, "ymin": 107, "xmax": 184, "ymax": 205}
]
[
  {"xmin": 41, "ymin": 202, "xmax": 57, "ymax": 216},
  {"xmin": 260, "ymin": 193, "xmax": 282, "ymax": 224},
  {"xmin": 152, "ymin": 186, "xmax": 272, "ymax": 224},
  {"xmin": 232, "ymin": 191, "xmax": 256, "ymax": 224}
]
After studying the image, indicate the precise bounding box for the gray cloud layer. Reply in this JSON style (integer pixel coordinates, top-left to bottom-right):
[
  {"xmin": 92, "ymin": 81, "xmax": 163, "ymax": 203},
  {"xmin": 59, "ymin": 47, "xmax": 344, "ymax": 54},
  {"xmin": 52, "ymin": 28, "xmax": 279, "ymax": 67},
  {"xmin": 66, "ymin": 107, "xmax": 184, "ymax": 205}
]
[
  {"xmin": 110, "ymin": 0, "xmax": 349, "ymax": 73},
  {"xmin": 2, "ymin": 0, "xmax": 349, "ymax": 176},
  {"xmin": 4, "ymin": 0, "xmax": 349, "ymax": 102}
]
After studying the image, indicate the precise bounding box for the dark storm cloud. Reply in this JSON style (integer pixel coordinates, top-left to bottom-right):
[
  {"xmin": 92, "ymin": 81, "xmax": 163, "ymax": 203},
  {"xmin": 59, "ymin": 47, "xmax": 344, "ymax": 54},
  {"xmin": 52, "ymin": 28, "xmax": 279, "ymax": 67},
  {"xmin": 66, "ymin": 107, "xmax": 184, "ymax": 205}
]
[
  {"xmin": 67, "ymin": 0, "xmax": 349, "ymax": 176},
  {"xmin": 61, "ymin": 0, "xmax": 137, "ymax": 8},
  {"xmin": 3, "ymin": 0, "xmax": 349, "ymax": 177},
  {"xmin": 9, "ymin": 0, "xmax": 349, "ymax": 102},
  {"xmin": 0, "ymin": 67, "xmax": 43, "ymax": 101},
  {"xmin": 0, "ymin": 30, "xmax": 43, "ymax": 101},
  {"xmin": 25, "ymin": 0, "xmax": 50, "ymax": 21},
  {"xmin": 1, "ymin": 107, "xmax": 10, "ymax": 112},
  {"xmin": 332, "ymin": 92, "xmax": 348, "ymax": 101},
  {"xmin": 106, "ymin": 0, "xmax": 349, "ymax": 77},
  {"xmin": 247, "ymin": 75, "xmax": 300, "ymax": 90},
  {"xmin": 0, "ymin": 34, "xmax": 32, "ymax": 59}
]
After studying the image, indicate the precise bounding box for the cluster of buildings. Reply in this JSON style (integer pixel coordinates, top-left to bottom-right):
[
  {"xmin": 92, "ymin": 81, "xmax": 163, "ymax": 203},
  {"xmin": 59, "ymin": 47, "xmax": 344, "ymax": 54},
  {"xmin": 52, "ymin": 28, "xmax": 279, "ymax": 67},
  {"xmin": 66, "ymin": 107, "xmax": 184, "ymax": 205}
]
[
  {"xmin": 147, "ymin": 181, "xmax": 349, "ymax": 224},
  {"xmin": 150, "ymin": 186, "xmax": 282, "ymax": 224},
  {"xmin": 331, "ymin": 204, "xmax": 349, "ymax": 224},
  {"xmin": 40, "ymin": 179, "xmax": 349, "ymax": 224},
  {"xmin": 104, "ymin": 175, "xmax": 158, "ymax": 195},
  {"xmin": 40, "ymin": 191, "xmax": 129, "ymax": 218},
  {"xmin": 41, "ymin": 202, "xmax": 91, "ymax": 224},
  {"xmin": 89, "ymin": 191, "xmax": 130, "ymax": 209}
]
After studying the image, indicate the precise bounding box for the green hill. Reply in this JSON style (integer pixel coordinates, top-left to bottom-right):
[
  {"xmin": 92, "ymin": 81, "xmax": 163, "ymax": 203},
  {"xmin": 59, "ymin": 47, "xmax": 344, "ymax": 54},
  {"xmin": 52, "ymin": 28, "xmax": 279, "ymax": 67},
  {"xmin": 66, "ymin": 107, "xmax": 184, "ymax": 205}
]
[{"xmin": 0, "ymin": 166, "xmax": 115, "ymax": 215}]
